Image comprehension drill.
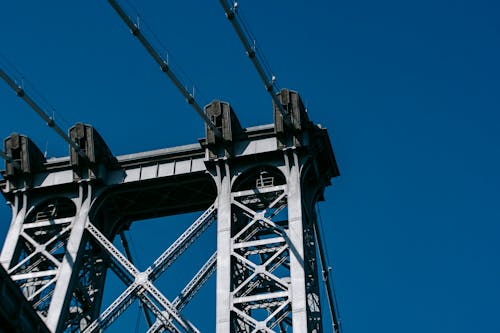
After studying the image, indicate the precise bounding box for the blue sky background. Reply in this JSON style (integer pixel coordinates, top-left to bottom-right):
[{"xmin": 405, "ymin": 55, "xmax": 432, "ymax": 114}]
[{"xmin": 1, "ymin": 1, "xmax": 499, "ymax": 332}]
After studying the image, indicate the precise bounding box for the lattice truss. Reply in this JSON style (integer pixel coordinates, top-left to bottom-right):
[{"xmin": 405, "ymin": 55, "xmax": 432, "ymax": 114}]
[
  {"xmin": 5, "ymin": 197, "xmax": 107, "ymax": 332},
  {"xmin": 4, "ymin": 168, "xmax": 324, "ymax": 332},
  {"xmin": 4, "ymin": 195, "xmax": 217, "ymax": 333},
  {"xmin": 83, "ymin": 204, "xmax": 217, "ymax": 333},
  {"xmin": 230, "ymin": 182, "xmax": 291, "ymax": 333},
  {"xmin": 227, "ymin": 169, "xmax": 323, "ymax": 333}
]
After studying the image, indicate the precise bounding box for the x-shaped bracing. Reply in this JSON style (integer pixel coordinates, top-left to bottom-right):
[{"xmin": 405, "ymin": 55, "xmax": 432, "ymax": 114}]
[
  {"xmin": 229, "ymin": 186, "xmax": 294, "ymax": 332},
  {"xmin": 8, "ymin": 217, "xmax": 73, "ymax": 312},
  {"xmin": 83, "ymin": 204, "xmax": 216, "ymax": 332}
]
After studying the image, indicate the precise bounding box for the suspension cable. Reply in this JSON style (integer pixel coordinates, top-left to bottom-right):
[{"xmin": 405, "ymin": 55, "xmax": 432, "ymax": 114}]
[
  {"xmin": 315, "ymin": 204, "xmax": 343, "ymax": 333},
  {"xmin": 218, "ymin": 1, "xmax": 293, "ymax": 129},
  {"xmin": 0, "ymin": 67, "xmax": 86, "ymax": 159},
  {"xmin": 107, "ymin": 0, "xmax": 222, "ymax": 139}
]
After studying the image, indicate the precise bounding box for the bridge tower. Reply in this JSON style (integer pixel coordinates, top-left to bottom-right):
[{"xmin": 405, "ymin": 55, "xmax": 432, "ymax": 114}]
[{"xmin": 0, "ymin": 89, "xmax": 339, "ymax": 332}]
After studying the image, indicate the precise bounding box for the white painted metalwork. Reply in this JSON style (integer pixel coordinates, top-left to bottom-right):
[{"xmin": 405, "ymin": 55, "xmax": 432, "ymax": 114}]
[
  {"xmin": 147, "ymin": 251, "xmax": 217, "ymax": 333},
  {"xmin": 146, "ymin": 205, "xmax": 216, "ymax": 280},
  {"xmin": 0, "ymin": 112, "xmax": 338, "ymax": 331},
  {"xmin": 173, "ymin": 251, "xmax": 217, "ymax": 311},
  {"xmin": 83, "ymin": 204, "xmax": 216, "ymax": 332}
]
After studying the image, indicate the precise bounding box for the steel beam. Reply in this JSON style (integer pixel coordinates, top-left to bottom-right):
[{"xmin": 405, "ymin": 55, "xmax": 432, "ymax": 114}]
[
  {"xmin": 285, "ymin": 150, "xmax": 308, "ymax": 331},
  {"xmin": 0, "ymin": 192, "xmax": 27, "ymax": 270},
  {"xmin": 45, "ymin": 183, "xmax": 92, "ymax": 332},
  {"xmin": 84, "ymin": 205, "xmax": 216, "ymax": 332},
  {"xmin": 215, "ymin": 161, "xmax": 232, "ymax": 332}
]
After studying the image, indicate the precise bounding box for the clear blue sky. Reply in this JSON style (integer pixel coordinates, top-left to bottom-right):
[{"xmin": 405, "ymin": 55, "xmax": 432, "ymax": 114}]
[{"xmin": 1, "ymin": 1, "xmax": 499, "ymax": 332}]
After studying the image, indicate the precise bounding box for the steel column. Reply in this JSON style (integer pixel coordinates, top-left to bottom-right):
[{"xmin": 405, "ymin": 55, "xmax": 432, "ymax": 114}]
[
  {"xmin": 0, "ymin": 192, "xmax": 27, "ymax": 269},
  {"xmin": 45, "ymin": 182, "xmax": 92, "ymax": 332},
  {"xmin": 285, "ymin": 150, "xmax": 308, "ymax": 331},
  {"xmin": 215, "ymin": 161, "xmax": 232, "ymax": 332}
]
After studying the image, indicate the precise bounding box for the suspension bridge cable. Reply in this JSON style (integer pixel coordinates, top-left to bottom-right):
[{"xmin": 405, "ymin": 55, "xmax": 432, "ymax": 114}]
[
  {"xmin": 0, "ymin": 67, "xmax": 86, "ymax": 159},
  {"xmin": 0, "ymin": 54, "xmax": 74, "ymax": 131},
  {"xmin": 218, "ymin": 0, "xmax": 293, "ymax": 129},
  {"xmin": 123, "ymin": 0, "xmax": 207, "ymax": 101},
  {"xmin": 315, "ymin": 204, "xmax": 344, "ymax": 333},
  {"xmin": 107, "ymin": 0, "xmax": 222, "ymax": 139},
  {"xmin": 122, "ymin": 0, "xmax": 208, "ymax": 102}
]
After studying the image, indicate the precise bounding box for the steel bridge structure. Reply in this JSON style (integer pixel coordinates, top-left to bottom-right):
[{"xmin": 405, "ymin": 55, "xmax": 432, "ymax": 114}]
[
  {"xmin": 0, "ymin": 2, "xmax": 340, "ymax": 333},
  {"xmin": 0, "ymin": 92, "xmax": 339, "ymax": 332}
]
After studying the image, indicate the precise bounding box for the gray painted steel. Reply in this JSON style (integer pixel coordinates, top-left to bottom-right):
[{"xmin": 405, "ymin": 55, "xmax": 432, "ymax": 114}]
[{"xmin": 0, "ymin": 90, "xmax": 339, "ymax": 332}]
